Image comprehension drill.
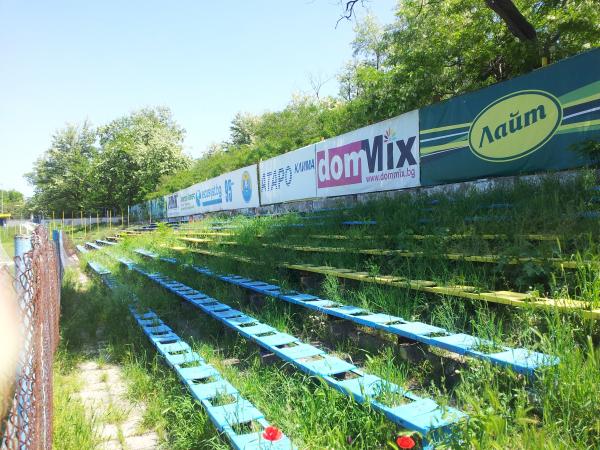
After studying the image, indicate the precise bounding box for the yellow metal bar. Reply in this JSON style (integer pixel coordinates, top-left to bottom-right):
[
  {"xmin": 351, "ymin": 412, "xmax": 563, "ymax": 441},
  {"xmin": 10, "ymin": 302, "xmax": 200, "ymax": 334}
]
[
  {"xmin": 282, "ymin": 263, "xmax": 600, "ymax": 320},
  {"xmin": 173, "ymin": 243, "xmax": 600, "ymax": 319},
  {"xmin": 221, "ymin": 241, "xmax": 587, "ymax": 270},
  {"xmin": 182, "ymin": 231, "xmax": 562, "ymax": 242},
  {"xmin": 179, "ymin": 237, "xmax": 212, "ymax": 244},
  {"xmin": 180, "ymin": 231, "xmax": 236, "ymax": 237},
  {"xmin": 170, "ymin": 246, "xmax": 254, "ymax": 263}
]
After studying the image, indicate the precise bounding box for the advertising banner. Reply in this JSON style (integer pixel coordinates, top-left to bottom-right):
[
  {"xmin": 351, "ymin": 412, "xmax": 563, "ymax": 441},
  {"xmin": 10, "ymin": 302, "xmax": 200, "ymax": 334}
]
[
  {"xmin": 259, "ymin": 144, "xmax": 317, "ymax": 205},
  {"xmin": 315, "ymin": 110, "xmax": 420, "ymax": 197},
  {"xmin": 178, "ymin": 183, "xmax": 203, "ymax": 216},
  {"xmin": 166, "ymin": 192, "xmax": 181, "ymax": 218},
  {"xmin": 196, "ymin": 164, "xmax": 260, "ymax": 213},
  {"xmin": 131, "ymin": 197, "xmax": 167, "ymax": 221},
  {"xmin": 147, "ymin": 197, "xmax": 166, "ymax": 220},
  {"xmin": 420, "ymin": 48, "xmax": 600, "ymax": 186},
  {"xmin": 221, "ymin": 164, "xmax": 260, "ymax": 211}
]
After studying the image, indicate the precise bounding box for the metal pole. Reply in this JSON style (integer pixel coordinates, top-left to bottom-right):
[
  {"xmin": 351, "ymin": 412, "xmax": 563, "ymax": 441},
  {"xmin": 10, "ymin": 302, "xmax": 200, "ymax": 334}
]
[
  {"xmin": 15, "ymin": 233, "xmax": 32, "ymax": 281},
  {"xmin": 15, "ymin": 234, "xmax": 31, "ymax": 258},
  {"xmin": 52, "ymin": 229, "xmax": 64, "ymax": 281},
  {"xmin": 13, "ymin": 232, "xmax": 32, "ymax": 442}
]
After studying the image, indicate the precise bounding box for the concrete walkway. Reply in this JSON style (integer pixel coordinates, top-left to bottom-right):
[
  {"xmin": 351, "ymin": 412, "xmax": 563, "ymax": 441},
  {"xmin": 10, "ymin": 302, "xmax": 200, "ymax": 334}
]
[{"xmin": 75, "ymin": 360, "xmax": 160, "ymax": 450}]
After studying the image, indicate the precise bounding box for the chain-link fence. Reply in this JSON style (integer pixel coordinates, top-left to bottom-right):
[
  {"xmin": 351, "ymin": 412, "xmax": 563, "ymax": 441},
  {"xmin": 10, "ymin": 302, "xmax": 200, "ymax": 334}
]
[{"xmin": 1, "ymin": 225, "xmax": 61, "ymax": 450}]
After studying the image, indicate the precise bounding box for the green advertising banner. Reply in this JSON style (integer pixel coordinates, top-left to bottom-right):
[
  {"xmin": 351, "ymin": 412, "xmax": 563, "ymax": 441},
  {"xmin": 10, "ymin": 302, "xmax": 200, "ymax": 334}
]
[{"xmin": 419, "ymin": 49, "xmax": 600, "ymax": 186}]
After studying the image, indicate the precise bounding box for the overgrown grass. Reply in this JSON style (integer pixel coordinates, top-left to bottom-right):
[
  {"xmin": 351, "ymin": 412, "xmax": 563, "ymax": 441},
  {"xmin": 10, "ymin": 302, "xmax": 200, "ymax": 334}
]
[
  {"xmin": 0, "ymin": 224, "xmax": 19, "ymax": 258},
  {"xmin": 55, "ymin": 269, "xmax": 226, "ymax": 449},
  {"xmin": 87, "ymin": 251, "xmax": 423, "ymax": 448},
  {"xmin": 52, "ymin": 350, "xmax": 100, "ymax": 450},
  {"xmin": 68, "ymin": 170, "xmax": 600, "ymax": 448}
]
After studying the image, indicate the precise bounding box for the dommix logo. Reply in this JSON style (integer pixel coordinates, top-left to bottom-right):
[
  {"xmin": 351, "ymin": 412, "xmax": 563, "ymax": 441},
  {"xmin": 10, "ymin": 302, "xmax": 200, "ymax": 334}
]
[
  {"xmin": 468, "ymin": 90, "xmax": 563, "ymax": 162},
  {"xmin": 317, "ymin": 128, "xmax": 417, "ymax": 188}
]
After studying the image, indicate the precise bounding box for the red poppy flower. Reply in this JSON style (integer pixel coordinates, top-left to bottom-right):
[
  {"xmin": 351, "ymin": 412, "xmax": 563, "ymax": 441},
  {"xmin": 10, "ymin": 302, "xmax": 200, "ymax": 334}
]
[
  {"xmin": 396, "ymin": 435, "xmax": 416, "ymax": 449},
  {"xmin": 262, "ymin": 426, "xmax": 283, "ymax": 442}
]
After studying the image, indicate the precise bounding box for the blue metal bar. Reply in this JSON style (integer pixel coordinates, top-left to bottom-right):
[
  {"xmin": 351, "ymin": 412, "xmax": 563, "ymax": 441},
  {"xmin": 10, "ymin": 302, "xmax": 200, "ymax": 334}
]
[
  {"xmin": 86, "ymin": 261, "xmax": 295, "ymax": 450},
  {"xmin": 341, "ymin": 220, "xmax": 377, "ymax": 226},
  {"xmin": 464, "ymin": 216, "xmax": 511, "ymax": 223},
  {"xmin": 14, "ymin": 233, "xmax": 32, "ymax": 450},
  {"xmin": 53, "ymin": 229, "xmax": 64, "ymax": 281},
  {"xmin": 196, "ymin": 267, "xmax": 557, "ymax": 377},
  {"xmin": 96, "ymin": 239, "xmax": 117, "ymax": 246},
  {"xmin": 85, "ymin": 241, "xmax": 102, "ymax": 251},
  {"xmin": 120, "ymin": 258, "xmax": 467, "ymax": 445},
  {"xmin": 133, "ymin": 249, "xmax": 558, "ymax": 377}
]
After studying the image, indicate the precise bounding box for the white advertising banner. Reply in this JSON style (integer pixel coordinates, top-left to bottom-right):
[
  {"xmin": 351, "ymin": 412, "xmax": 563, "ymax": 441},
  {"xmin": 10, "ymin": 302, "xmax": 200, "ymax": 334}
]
[
  {"xmin": 259, "ymin": 144, "xmax": 317, "ymax": 205},
  {"xmin": 166, "ymin": 192, "xmax": 180, "ymax": 218},
  {"xmin": 196, "ymin": 164, "xmax": 260, "ymax": 213},
  {"xmin": 315, "ymin": 110, "xmax": 420, "ymax": 197},
  {"xmin": 178, "ymin": 183, "xmax": 203, "ymax": 216}
]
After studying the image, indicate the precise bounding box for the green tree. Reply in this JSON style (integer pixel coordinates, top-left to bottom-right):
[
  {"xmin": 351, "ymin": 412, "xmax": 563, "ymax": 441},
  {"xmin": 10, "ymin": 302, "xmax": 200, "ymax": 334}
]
[
  {"xmin": 26, "ymin": 122, "xmax": 97, "ymax": 215},
  {"xmin": 26, "ymin": 107, "xmax": 190, "ymax": 214},
  {"xmin": 151, "ymin": 96, "xmax": 353, "ymax": 197},
  {"xmin": 96, "ymin": 107, "xmax": 190, "ymax": 207},
  {"xmin": 351, "ymin": 13, "xmax": 387, "ymax": 70},
  {"xmin": 0, "ymin": 190, "xmax": 25, "ymax": 216},
  {"xmin": 224, "ymin": 112, "xmax": 258, "ymax": 149},
  {"xmin": 122, "ymin": 1, "xmax": 600, "ymax": 203},
  {"xmin": 338, "ymin": 0, "xmax": 600, "ymax": 121}
]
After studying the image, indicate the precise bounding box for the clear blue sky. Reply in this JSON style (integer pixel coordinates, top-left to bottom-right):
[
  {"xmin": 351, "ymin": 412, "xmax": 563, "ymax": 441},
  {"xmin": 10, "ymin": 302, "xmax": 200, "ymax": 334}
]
[{"xmin": 0, "ymin": 0, "xmax": 397, "ymax": 196}]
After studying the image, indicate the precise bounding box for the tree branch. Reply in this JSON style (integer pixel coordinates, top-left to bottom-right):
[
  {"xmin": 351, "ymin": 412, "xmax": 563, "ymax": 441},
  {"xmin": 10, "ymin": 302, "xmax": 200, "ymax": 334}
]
[
  {"xmin": 337, "ymin": 0, "xmax": 363, "ymax": 28},
  {"xmin": 484, "ymin": 0, "xmax": 537, "ymax": 41}
]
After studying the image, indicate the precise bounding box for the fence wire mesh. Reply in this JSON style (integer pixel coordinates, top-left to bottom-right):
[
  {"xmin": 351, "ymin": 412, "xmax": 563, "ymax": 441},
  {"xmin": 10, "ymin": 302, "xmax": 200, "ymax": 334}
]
[{"xmin": 1, "ymin": 225, "xmax": 61, "ymax": 450}]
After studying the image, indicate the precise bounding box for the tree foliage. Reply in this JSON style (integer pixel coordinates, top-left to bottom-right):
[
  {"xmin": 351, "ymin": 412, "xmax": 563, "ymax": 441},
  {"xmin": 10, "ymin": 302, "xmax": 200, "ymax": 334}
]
[
  {"xmin": 0, "ymin": 190, "xmax": 25, "ymax": 216},
  {"xmin": 95, "ymin": 107, "xmax": 189, "ymax": 207},
  {"xmin": 26, "ymin": 108, "xmax": 189, "ymax": 215},
  {"xmin": 151, "ymin": 96, "xmax": 359, "ymax": 196},
  {"xmin": 152, "ymin": 1, "xmax": 598, "ymax": 199},
  {"xmin": 26, "ymin": 122, "xmax": 97, "ymax": 214},
  {"xmin": 339, "ymin": 0, "xmax": 600, "ymax": 123},
  {"xmin": 26, "ymin": 1, "xmax": 599, "ymax": 208},
  {"xmin": 351, "ymin": 14, "xmax": 387, "ymax": 70}
]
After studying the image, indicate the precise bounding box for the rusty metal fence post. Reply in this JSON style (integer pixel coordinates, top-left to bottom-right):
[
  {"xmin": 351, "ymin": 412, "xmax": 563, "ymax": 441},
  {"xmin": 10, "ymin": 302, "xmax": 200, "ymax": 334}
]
[{"xmin": 1, "ymin": 225, "xmax": 61, "ymax": 450}]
